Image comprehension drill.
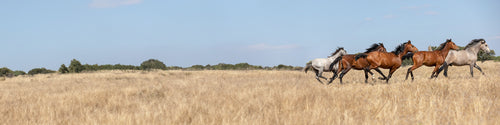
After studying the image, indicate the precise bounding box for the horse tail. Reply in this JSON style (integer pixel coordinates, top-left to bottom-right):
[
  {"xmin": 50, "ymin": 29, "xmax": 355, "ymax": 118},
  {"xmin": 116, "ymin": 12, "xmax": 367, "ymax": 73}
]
[
  {"xmin": 355, "ymin": 54, "xmax": 367, "ymax": 61},
  {"xmin": 402, "ymin": 53, "xmax": 414, "ymax": 60},
  {"xmin": 303, "ymin": 61, "xmax": 312, "ymax": 73}
]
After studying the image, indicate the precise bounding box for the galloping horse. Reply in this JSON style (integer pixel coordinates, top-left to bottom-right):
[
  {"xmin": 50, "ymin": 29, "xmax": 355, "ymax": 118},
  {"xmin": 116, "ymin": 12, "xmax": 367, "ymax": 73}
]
[
  {"xmin": 436, "ymin": 39, "xmax": 491, "ymax": 77},
  {"xmin": 404, "ymin": 39, "xmax": 459, "ymax": 81},
  {"xmin": 303, "ymin": 47, "xmax": 347, "ymax": 84},
  {"xmin": 355, "ymin": 40, "xmax": 419, "ymax": 83},
  {"xmin": 335, "ymin": 43, "xmax": 388, "ymax": 84}
]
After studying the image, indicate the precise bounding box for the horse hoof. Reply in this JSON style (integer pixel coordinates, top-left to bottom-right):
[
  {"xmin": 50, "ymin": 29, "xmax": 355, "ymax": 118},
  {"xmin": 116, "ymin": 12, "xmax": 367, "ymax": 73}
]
[{"xmin": 378, "ymin": 77, "xmax": 386, "ymax": 80}]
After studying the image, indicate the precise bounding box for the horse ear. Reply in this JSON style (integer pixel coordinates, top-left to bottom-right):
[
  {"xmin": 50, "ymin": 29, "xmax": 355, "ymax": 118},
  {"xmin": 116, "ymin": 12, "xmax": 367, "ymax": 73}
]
[{"xmin": 407, "ymin": 40, "xmax": 411, "ymax": 44}]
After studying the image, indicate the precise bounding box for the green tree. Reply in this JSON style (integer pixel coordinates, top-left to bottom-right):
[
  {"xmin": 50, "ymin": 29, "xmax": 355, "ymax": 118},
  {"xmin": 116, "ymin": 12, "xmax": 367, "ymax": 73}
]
[
  {"xmin": 28, "ymin": 68, "xmax": 55, "ymax": 75},
  {"xmin": 140, "ymin": 59, "xmax": 167, "ymax": 70},
  {"xmin": 478, "ymin": 50, "xmax": 496, "ymax": 62},
  {"xmin": 13, "ymin": 70, "xmax": 26, "ymax": 76},
  {"xmin": 69, "ymin": 59, "xmax": 84, "ymax": 73},
  {"xmin": 0, "ymin": 67, "xmax": 13, "ymax": 76},
  {"xmin": 58, "ymin": 64, "xmax": 69, "ymax": 73}
]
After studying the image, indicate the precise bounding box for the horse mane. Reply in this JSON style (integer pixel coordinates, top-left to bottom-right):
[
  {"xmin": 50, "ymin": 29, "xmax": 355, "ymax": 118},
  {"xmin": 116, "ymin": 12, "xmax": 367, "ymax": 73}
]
[
  {"xmin": 464, "ymin": 39, "xmax": 484, "ymax": 50},
  {"xmin": 391, "ymin": 42, "xmax": 407, "ymax": 55},
  {"xmin": 329, "ymin": 47, "xmax": 344, "ymax": 57},
  {"xmin": 363, "ymin": 43, "xmax": 383, "ymax": 53},
  {"xmin": 436, "ymin": 39, "xmax": 452, "ymax": 51}
]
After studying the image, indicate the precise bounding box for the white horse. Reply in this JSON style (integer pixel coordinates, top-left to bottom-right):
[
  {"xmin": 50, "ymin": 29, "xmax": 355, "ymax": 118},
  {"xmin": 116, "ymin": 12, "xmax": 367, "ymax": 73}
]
[
  {"xmin": 436, "ymin": 39, "xmax": 491, "ymax": 77},
  {"xmin": 303, "ymin": 47, "xmax": 347, "ymax": 84}
]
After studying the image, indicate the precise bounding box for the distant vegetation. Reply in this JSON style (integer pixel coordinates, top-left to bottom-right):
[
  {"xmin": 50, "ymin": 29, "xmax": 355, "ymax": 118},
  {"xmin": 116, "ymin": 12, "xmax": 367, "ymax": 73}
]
[{"xmin": 1, "ymin": 46, "xmax": 498, "ymax": 76}]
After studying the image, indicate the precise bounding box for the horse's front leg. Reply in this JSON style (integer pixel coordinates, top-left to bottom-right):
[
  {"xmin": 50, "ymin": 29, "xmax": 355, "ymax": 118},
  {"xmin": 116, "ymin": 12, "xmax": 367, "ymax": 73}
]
[
  {"xmin": 430, "ymin": 65, "xmax": 440, "ymax": 79},
  {"xmin": 470, "ymin": 64, "xmax": 474, "ymax": 77},
  {"xmin": 328, "ymin": 70, "xmax": 338, "ymax": 84},
  {"xmin": 474, "ymin": 63, "xmax": 485, "ymax": 75}
]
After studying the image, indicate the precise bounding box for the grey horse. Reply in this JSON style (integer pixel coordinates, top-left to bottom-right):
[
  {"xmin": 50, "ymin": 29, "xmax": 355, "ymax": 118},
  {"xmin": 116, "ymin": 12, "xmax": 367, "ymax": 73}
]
[
  {"xmin": 304, "ymin": 47, "xmax": 347, "ymax": 84},
  {"xmin": 436, "ymin": 39, "xmax": 491, "ymax": 77}
]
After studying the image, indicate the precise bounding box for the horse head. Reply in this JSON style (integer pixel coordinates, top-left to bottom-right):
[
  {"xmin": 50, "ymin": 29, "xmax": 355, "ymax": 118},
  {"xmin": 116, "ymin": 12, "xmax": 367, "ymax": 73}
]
[
  {"xmin": 446, "ymin": 39, "xmax": 460, "ymax": 50},
  {"xmin": 377, "ymin": 43, "xmax": 387, "ymax": 52},
  {"xmin": 405, "ymin": 40, "xmax": 419, "ymax": 53},
  {"xmin": 479, "ymin": 40, "xmax": 491, "ymax": 53}
]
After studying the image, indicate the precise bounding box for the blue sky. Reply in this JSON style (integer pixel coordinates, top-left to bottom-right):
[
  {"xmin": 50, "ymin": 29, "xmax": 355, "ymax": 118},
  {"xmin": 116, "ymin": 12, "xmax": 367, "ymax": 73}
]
[{"xmin": 1, "ymin": 0, "xmax": 499, "ymax": 71}]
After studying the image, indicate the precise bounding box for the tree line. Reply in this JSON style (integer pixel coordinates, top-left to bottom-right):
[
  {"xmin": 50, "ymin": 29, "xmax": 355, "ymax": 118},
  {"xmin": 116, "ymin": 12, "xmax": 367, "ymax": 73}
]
[{"xmin": 0, "ymin": 59, "xmax": 303, "ymax": 77}]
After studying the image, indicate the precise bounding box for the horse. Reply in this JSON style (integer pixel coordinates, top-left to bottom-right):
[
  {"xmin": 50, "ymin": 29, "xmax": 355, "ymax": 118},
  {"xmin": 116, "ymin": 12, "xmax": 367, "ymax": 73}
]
[
  {"xmin": 303, "ymin": 47, "xmax": 347, "ymax": 84},
  {"xmin": 435, "ymin": 39, "xmax": 491, "ymax": 77},
  {"xmin": 404, "ymin": 39, "xmax": 459, "ymax": 81},
  {"xmin": 355, "ymin": 40, "xmax": 419, "ymax": 83},
  {"xmin": 335, "ymin": 43, "xmax": 388, "ymax": 84}
]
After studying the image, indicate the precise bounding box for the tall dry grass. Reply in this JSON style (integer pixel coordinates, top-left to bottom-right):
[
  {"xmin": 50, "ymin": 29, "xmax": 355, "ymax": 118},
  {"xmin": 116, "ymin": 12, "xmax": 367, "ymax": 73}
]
[{"xmin": 0, "ymin": 61, "xmax": 499, "ymax": 124}]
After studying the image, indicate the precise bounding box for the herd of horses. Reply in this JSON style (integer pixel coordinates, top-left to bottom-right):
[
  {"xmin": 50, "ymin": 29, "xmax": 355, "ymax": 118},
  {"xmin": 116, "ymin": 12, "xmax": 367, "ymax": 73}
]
[{"xmin": 304, "ymin": 39, "xmax": 491, "ymax": 84}]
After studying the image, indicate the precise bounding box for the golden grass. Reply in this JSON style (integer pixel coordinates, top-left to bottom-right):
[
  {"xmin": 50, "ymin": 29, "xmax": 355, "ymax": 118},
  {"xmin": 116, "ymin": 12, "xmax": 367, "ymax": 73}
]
[{"xmin": 0, "ymin": 61, "xmax": 499, "ymax": 124}]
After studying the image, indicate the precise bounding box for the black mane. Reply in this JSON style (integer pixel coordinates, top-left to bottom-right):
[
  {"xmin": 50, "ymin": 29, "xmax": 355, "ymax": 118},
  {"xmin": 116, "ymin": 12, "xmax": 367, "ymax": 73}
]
[
  {"xmin": 363, "ymin": 43, "xmax": 383, "ymax": 53},
  {"xmin": 436, "ymin": 39, "xmax": 452, "ymax": 51},
  {"xmin": 329, "ymin": 47, "xmax": 345, "ymax": 57},
  {"xmin": 391, "ymin": 42, "xmax": 407, "ymax": 55},
  {"xmin": 464, "ymin": 39, "xmax": 485, "ymax": 50}
]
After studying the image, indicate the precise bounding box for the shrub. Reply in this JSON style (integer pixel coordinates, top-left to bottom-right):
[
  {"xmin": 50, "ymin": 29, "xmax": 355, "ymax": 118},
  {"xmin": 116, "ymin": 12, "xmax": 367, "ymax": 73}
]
[
  {"xmin": 0, "ymin": 67, "xmax": 13, "ymax": 76},
  {"xmin": 140, "ymin": 59, "xmax": 167, "ymax": 70},
  {"xmin": 69, "ymin": 59, "xmax": 84, "ymax": 73},
  {"xmin": 28, "ymin": 68, "xmax": 55, "ymax": 75},
  {"xmin": 59, "ymin": 64, "xmax": 69, "ymax": 73}
]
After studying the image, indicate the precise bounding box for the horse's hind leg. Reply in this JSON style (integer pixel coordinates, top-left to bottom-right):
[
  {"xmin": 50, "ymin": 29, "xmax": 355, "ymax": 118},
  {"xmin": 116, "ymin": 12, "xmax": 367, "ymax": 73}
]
[
  {"xmin": 314, "ymin": 69, "xmax": 324, "ymax": 84},
  {"xmin": 474, "ymin": 63, "xmax": 485, "ymax": 75},
  {"xmin": 367, "ymin": 70, "xmax": 375, "ymax": 81}
]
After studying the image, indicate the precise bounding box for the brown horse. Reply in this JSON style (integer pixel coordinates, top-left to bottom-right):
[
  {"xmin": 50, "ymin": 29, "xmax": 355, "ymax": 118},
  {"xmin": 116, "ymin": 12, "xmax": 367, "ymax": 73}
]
[
  {"xmin": 404, "ymin": 39, "xmax": 459, "ymax": 80},
  {"xmin": 355, "ymin": 40, "xmax": 419, "ymax": 83},
  {"xmin": 335, "ymin": 43, "xmax": 388, "ymax": 84}
]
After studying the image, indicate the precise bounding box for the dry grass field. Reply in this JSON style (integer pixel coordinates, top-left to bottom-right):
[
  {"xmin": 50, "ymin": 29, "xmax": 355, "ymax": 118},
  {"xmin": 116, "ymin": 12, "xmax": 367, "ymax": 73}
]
[{"xmin": 0, "ymin": 61, "xmax": 499, "ymax": 124}]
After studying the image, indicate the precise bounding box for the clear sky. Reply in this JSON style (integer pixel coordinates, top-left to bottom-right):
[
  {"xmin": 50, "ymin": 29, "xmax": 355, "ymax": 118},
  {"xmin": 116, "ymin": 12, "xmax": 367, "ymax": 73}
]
[{"xmin": 1, "ymin": 0, "xmax": 499, "ymax": 71}]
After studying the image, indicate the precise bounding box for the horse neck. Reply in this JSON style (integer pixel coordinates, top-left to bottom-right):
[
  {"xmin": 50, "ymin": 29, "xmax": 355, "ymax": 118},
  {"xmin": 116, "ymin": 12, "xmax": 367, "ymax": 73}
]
[
  {"xmin": 437, "ymin": 46, "xmax": 453, "ymax": 57},
  {"xmin": 397, "ymin": 49, "xmax": 409, "ymax": 59},
  {"xmin": 465, "ymin": 44, "xmax": 481, "ymax": 55}
]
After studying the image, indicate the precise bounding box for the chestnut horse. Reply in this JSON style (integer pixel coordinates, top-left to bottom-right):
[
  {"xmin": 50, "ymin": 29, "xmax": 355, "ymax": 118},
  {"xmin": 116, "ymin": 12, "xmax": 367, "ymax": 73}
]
[
  {"xmin": 355, "ymin": 40, "xmax": 419, "ymax": 83},
  {"xmin": 335, "ymin": 43, "xmax": 388, "ymax": 84},
  {"xmin": 404, "ymin": 39, "xmax": 459, "ymax": 81}
]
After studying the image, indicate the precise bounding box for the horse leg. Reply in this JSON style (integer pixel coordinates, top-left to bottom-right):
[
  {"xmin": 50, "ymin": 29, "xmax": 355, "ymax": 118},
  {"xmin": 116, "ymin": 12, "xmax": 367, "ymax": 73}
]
[
  {"xmin": 436, "ymin": 62, "xmax": 447, "ymax": 78},
  {"xmin": 470, "ymin": 64, "xmax": 474, "ymax": 77},
  {"xmin": 338, "ymin": 69, "xmax": 350, "ymax": 84},
  {"xmin": 314, "ymin": 69, "xmax": 324, "ymax": 84},
  {"xmin": 430, "ymin": 65, "xmax": 441, "ymax": 79},
  {"xmin": 443, "ymin": 64, "xmax": 449, "ymax": 77},
  {"xmin": 374, "ymin": 68, "xmax": 387, "ymax": 80},
  {"xmin": 367, "ymin": 70, "xmax": 375, "ymax": 81},
  {"xmin": 363, "ymin": 69, "xmax": 369, "ymax": 83},
  {"xmin": 406, "ymin": 64, "xmax": 421, "ymax": 81},
  {"xmin": 386, "ymin": 68, "xmax": 397, "ymax": 83},
  {"xmin": 474, "ymin": 63, "xmax": 485, "ymax": 75},
  {"xmin": 328, "ymin": 71, "xmax": 338, "ymax": 84}
]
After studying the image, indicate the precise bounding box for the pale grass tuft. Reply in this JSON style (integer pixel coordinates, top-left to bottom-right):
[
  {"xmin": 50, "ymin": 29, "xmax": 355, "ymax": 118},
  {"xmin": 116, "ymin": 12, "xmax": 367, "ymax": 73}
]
[{"xmin": 0, "ymin": 62, "xmax": 499, "ymax": 124}]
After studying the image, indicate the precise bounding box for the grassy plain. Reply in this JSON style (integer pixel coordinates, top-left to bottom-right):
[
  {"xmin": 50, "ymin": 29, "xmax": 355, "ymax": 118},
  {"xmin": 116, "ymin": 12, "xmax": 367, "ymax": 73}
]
[{"xmin": 0, "ymin": 61, "xmax": 499, "ymax": 124}]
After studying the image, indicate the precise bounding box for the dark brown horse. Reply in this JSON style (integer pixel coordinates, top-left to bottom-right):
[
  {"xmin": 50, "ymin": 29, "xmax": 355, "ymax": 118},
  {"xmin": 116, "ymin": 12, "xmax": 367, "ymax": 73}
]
[
  {"xmin": 404, "ymin": 39, "xmax": 459, "ymax": 80},
  {"xmin": 355, "ymin": 40, "xmax": 419, "ymax": 83},
  {"xmin": 335, "ymin": 43, "xmax": 388, "ymax": 84}
]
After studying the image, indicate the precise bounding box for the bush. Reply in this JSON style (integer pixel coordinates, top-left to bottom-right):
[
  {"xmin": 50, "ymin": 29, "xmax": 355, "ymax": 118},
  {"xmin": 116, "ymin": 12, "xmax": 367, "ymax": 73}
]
[
  {"xmin": 69, "ymin": 59, "xmax": 84, "ymax": 73},
  {"xmin": 140, "ymin": 59, "xmax": 167, "ymax": 70},
  {"xmin": 13, "ymin": 70, "xmax": 26, "ymax": 76},
  {"xmin": 0, "ymin": 67, "xmax": 13, "ymax": 77},
  {"xmin": 59, "ymin": 64, "xmax": 69, "ymax": 73},
  {"xmin": 402, "ymin": 58, "xmax": 413, "ymax": 66},
  {"xmin": 28, "ymin": 68, "xmax": 55, "ymax": 75}
]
